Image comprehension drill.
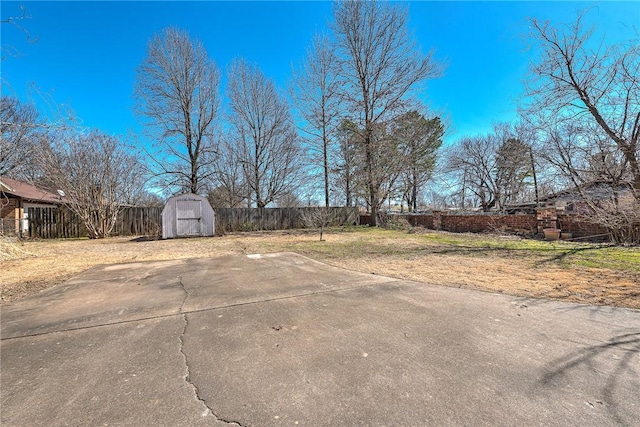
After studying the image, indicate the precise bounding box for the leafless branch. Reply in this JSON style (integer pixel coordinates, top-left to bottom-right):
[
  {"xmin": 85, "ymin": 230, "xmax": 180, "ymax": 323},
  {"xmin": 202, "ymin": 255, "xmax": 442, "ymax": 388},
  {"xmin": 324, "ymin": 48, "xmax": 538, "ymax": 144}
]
[
  {"xmin": 227, "ymin": 59, "xmax": 303, "ymax": 208},
  {"xmin": 135, "ymin": 27, "xmax": 220, "ymax": 195},
  {"xmin": 331, "ymin": 0, "xmax": 443, "ymax": 224}
]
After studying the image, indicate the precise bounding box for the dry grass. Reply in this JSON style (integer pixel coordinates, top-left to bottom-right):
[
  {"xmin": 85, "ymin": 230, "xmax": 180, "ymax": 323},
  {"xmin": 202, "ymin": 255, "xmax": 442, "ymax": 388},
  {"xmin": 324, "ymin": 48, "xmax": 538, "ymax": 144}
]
[
  {"xmin": 1, "ymin": 227, "xmax": 639, "ymax": 309},
  {"xmin": 0, "ymin": 237, "xmax": 36, "ymax": 262}
]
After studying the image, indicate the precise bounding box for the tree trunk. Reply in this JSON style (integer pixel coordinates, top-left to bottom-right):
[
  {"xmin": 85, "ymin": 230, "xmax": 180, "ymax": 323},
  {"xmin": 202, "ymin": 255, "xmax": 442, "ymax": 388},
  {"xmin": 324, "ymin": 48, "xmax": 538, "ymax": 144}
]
[
  {"xmin": 365, "ymin": 128, "xmax": 378, "ymax": 226},
  {"xmin": 323, "ymin": 129, "xmax": 330, "ymax": 207}
]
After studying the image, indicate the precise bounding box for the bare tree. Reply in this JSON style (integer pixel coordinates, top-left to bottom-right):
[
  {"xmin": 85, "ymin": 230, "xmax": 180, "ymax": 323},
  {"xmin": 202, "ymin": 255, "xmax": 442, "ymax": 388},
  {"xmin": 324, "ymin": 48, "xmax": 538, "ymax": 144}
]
[
  {"xmin": 332, "ymin": 0, "xmax": 442, "ymax": 225},
  {"xmin": 135, "ymin": 27, "xmax": 220, "ymax": 195},
  {"xmin": 366, "ymin": 121, "xmax": 406, "ymax": 214},
  {"xmin": 38, "ymin": 129, "xmax": 145, "ymax": 239},
  {"xmin": 447, "ymin": 135, "xmax": 498, "ymax": 212},
  {"xmin": 393, "ymin": 111, "xmax": 443, "ymax": 212},
  {"xmin": 301, "ymin": 207, "xmax": 339, "ymax": 241},
  {"xmin": 227, "ymin": 59, "xmax": 302, "ymax": 208},
  {"xmin": 291, "ymin": 33, "xmax": 341, "ymax": 207},
  {"xmin": 210, "ymin": 136, "xmax": 246, "ymax": 208},
  {"xmin": 526, "ymin": 12, "xmax": 639, "ymax": 196},
  {"xmin": 275, "ymin": 191, "xmax": 303, "ymax": 208},
  {"xmin": 333, "ymin": 119, "xmax": 362, "ymax": 207},
  {"xmin": 333, "ymin": 118, "xmax": 405, "ymax": 212},
  {"xmin": 0, "ymin": 96, "xmax": 41, "ymax": 178},
  {"xmin": 537, "ymin": 123, "xmax": 639, "ymax": 243},
  {"xmin": 525, "ymin": 12, "xmax": 640, "ymax": 242},
  {"xmin": 1, "ymin": 4, "xmax": 38, "ymax": 62},
  {"xmin": 447, "ymin": 125, "xmax": 533, "ymax": 212},
  {"xmin": 130, "ymin": 190, "xmax": 165, "ymax": 207},
  {"xmin": 495, "ymin": 134, "xmax": 534, "ymax": 208}
]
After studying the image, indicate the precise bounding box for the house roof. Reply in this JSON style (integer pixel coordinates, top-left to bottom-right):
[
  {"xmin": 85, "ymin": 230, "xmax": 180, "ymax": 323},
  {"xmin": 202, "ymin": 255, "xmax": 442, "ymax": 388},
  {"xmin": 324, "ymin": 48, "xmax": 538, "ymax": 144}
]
[
  {"xmin": 504, "ymin": 180, "xmax": 634, "ymax": 212},
  {"xmin": 539, "ymin": 180, "xmax": 632, "ymax": 203},
  {"xmin": 0, "ymin": 176, "xmax": 64, "ymax": 205}
]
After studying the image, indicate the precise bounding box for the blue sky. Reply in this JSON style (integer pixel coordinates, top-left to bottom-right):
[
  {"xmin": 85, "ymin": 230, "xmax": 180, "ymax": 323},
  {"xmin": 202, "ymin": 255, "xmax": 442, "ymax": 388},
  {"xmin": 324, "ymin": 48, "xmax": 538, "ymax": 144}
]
[{"xmin": 2, "ymin": 1, "xmax": 638, "ymax": 145}]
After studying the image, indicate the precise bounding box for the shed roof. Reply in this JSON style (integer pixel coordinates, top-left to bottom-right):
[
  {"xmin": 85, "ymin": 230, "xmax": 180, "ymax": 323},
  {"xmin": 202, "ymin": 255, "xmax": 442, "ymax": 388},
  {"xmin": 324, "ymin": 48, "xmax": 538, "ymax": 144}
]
[{"xmin": 0, "ymin": 176, "xmax": 64, "ymax": 204}]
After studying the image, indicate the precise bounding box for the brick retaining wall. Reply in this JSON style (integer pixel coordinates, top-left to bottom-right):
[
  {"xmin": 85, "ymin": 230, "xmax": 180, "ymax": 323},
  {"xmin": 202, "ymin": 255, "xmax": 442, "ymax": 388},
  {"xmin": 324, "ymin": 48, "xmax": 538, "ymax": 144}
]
[
  {"xmin": 440, "ymin": 213, "xmax": 537, "ymax": 234},
  {"xmin": 403, "ymin": 215, "xmax": 434, "ymax": 229},
  {"xmin": 360, "ymin": 210, "xmax": 612, "ymax": 241},
  {"xmin": 557, "ymin": 215, "xmax": 609, "ymax": 241}
]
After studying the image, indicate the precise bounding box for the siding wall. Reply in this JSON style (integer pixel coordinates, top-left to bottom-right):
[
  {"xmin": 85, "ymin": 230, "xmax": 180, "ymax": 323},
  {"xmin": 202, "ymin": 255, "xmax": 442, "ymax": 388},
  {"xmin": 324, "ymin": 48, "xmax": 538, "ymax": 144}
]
[{"xmin": 162, "ymin": 194, "xmax": 215, "ymax": 239}]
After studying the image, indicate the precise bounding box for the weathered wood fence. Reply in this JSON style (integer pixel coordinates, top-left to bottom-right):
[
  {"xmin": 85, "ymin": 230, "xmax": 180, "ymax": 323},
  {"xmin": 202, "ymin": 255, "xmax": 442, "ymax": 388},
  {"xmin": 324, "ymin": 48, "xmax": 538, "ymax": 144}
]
[
  {"xmin": 27, "ymin": 207, "xmax": 84, "ymax": 238},
  {"xmin": 214, "ymin": 207, "xmax": 360, "ymax": 233},
  {"xmin": 24, "ymin": 205, "xmax": 618, "ymax": 242},
  {"xmin": 27, "ymin": 207, "xmax": 162, "ymax": 239},
  {"xmin": 25, "ymin": 206, "xmax": 360, "ymax": 239}
]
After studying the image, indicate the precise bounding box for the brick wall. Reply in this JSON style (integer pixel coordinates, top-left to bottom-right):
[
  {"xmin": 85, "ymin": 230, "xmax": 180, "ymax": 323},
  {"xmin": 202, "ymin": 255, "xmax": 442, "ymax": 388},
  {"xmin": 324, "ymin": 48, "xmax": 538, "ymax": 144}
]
[
  {"xmin": 358, "ymin": 210, "xmax": 612, "ymax": 241},
  {"xmin": 440, "ymin": 213, "xmax": 538, "ymax": 235},
  {"xmin": 403, "ymin": 215, "xmax": 434, "ymax": 229},
  {"xmin": 557, "ymin": 215, "xmax": 609, "ymax": 240}
]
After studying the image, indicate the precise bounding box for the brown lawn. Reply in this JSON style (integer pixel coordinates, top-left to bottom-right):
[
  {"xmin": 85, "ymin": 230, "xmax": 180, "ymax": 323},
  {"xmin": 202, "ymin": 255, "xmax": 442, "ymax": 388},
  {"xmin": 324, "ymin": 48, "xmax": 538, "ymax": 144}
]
[{"xmin": 1, "ymin": 228, "xmax": 639, "ymax": 309}]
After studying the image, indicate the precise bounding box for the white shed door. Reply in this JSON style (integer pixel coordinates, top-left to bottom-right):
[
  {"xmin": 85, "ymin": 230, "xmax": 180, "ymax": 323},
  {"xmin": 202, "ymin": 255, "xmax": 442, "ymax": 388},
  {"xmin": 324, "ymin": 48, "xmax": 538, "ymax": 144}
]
[{"xmin": 176, "ymin": 200, "xmax": 202, "ymax": 236}]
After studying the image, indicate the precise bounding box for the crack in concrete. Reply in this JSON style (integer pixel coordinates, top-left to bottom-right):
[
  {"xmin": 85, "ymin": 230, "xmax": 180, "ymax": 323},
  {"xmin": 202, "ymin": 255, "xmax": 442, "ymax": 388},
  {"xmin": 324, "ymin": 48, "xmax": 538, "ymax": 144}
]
[
  {"xmin": 177, "ymin": 275, "xmax": 247, "ymax": 427},
  {"xmin": 2, "ymin": 280, "xmax": 398, "ymax": 341}
]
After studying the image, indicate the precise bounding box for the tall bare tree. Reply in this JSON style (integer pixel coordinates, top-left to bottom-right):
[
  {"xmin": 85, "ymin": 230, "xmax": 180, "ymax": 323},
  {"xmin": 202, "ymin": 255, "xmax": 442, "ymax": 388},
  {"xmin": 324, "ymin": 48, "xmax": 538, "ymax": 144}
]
[
  {"xmin": 393, "ymin": 111, "xmax": 443, "ymax": 212},
  {"xmin": 494, "ymin": 134, "xmax": 533, "ymax": 208},
  {"xmin": 332, "ymin": 0, "xmax": 442, "ymax": 225},
  {"xmin": 333, "ymin": 119, "xmax": 362, "ymax": 207},
  {"xmin": 135, "ymin": 27, "xmax": 220, "ymax": 195},
  {"xmin": 447, "ymin": 134, "xmax": 498, "ymax": 212},
  {"xmin": 1, "ymin": 4, "xmax": 37, "ymax": 62},
  {"xmin": 526, "ymin": 13, "xmax": 639, "ymax": 195},
  {"xmin": 38, "ymin": 129, "xmax": 145, "ymax": 239},
  {"xmin": 525, "ymin": 12, "xmax": 640, "ymax": 242},
  {"xmin": 0, "ymin": 96, "xmax": 40, "ymax": 178},
  {"xmin": 210, "ymin": 136, "xmax": 246, "ymax": 208},
  {"xmin": 228, "ymin": 59, "xmax": 302, "ymax": 208},
  {"xmin": 291, "ymin": 33, "xmax": 341, "ymax": 207},
  {"xmin": 447, "ymin": 125, "xmax": 532, "ymax": 212}
]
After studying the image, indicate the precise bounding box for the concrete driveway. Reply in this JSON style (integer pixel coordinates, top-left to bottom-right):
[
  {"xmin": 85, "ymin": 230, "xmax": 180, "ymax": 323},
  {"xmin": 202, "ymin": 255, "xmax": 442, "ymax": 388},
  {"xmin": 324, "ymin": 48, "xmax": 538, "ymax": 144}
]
[{"xmin": 1, "ymin": 252, "xmax": 639, "ymax": 426}]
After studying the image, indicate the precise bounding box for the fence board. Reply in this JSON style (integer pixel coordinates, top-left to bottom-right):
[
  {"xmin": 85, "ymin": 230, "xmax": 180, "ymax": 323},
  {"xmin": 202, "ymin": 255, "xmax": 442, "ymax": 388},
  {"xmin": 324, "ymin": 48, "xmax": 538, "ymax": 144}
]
[
  {"xmin": 214, "ymin": 207, "xmax": 359, "ymax": 233},
  {"xmin": 27, "ymin": 207, "xmax": 162, "ymax": 239},
  {"xmin": 25, "ymin": 206, "xmax": 359, "ymax": 239}
]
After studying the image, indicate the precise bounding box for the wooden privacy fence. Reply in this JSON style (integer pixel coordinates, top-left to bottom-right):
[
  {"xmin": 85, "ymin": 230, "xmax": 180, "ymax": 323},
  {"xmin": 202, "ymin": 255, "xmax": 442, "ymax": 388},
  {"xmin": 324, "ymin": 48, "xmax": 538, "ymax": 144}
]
[
  {"xmin": 25, "ymin": 206, "xmax": 359, "ymax": 238},
  {"xmin": 27, "ymin": 206, "xmax": 162, "ymax": 239},
  {"xmin": 27, "ymin": 207, "xmax": 85, "ymax": 238},
  {"xmin": 112, "ymin": 207, "xmax": 162, "ymax": 236},
  {"xmin": 214, "ymin": 207, "xmax": 360, "ymax": 233}
]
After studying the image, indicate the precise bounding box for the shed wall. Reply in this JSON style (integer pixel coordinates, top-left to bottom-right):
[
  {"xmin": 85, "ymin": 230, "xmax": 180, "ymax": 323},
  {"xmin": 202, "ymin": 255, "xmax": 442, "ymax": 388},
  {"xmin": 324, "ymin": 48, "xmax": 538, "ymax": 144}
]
[{"xmin": 162, "ymin": 194, "xmax": 215, "ymax": 239}]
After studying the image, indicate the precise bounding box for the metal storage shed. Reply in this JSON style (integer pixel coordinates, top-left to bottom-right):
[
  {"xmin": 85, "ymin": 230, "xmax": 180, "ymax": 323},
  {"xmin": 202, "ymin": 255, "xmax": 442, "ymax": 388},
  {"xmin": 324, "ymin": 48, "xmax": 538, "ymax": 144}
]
[{"xmin": 162, "ymin": 193, "xmax": 215, "ymax": 239}]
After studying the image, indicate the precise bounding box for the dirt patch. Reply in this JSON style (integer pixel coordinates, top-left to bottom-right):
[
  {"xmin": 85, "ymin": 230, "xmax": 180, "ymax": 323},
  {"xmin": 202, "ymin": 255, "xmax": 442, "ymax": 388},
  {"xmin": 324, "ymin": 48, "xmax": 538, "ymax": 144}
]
[{"xmin": 2, "ymin": 229, "xmax": 639, "ymax": 309}]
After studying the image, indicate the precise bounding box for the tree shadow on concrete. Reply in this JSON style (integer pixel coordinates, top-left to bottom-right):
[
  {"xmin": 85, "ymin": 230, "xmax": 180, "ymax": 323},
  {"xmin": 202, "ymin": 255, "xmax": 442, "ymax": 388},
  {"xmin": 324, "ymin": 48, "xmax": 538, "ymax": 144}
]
[{"xmin": 541, "ymin": 331, "xmax": 640, "ymax": 426}]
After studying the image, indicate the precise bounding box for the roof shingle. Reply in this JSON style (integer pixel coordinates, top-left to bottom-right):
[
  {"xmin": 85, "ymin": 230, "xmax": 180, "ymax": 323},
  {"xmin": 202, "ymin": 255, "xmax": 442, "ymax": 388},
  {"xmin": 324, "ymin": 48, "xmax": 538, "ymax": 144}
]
[{"xmin": 0, "ymin": 176, "xmax": 64, "ymax": 204}]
